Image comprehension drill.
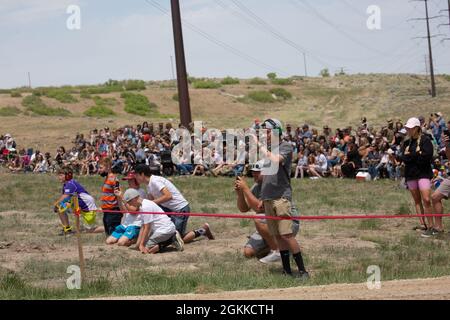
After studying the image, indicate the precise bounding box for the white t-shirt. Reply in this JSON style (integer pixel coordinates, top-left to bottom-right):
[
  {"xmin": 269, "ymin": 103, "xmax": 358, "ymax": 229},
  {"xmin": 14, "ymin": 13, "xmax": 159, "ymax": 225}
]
[
  {"xmin": 317, "ymin": 153, "xmax": 328, "ymax": 171},
  {"xmin": 147, "ymin": 176, "xmax": 189, "ymax": 212},
  {"xmin": 122, "ymin": 189, "xmax": 146, "ymax": 227},
  {"xmin": 140, "ymin": 199, "xmax": 175, "ymax": 234}
]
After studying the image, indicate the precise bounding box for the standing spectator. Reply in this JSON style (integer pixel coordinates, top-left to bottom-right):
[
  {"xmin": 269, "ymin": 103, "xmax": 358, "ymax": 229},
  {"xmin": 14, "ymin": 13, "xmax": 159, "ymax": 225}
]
[
  {"xmin": 257, "ymin": 119, "xmax": 309, "ymax": 279},
  {"xmin": 400, "ymin": 118, "xmax": 434, "ymax": 233},
  {"xmin": 98, "ymin": 157, "xmax": 123, "ymax": 236}
]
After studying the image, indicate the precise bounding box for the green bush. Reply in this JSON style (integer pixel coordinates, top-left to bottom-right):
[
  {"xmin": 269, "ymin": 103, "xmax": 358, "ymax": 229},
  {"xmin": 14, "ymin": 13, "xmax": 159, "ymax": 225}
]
[
  {"xmin": 10, "ymin": 91, "xmax": 22, "ymax": 98},
  {"xmin": 267, "ymin": 72, "xmax": 277, "ymax": 80},
  {"xmin": 249, "ymin": 78, "xmax": 267, "ymax": 85},
  {"xmin": 93, "ymin": 96, "xmax": 117, "ymax": 107},
  {"xmin": 0, "ymin": 89, "xmax": 12, "ymax": 94},
  {"xmin": 85, "ymin": 85, "xmax": 124, "ymax": 95},
  {"xmin": 0, "ymin": 106, "xmax": 22, "ymax": 116},
  {"xmin": 172, "ymin": 93, "xmax": 179, "ymax": 102},
  {"xmin": 444, "ymin": 75, "xmax": 450, "ymax": 82},
  {"xmin": 221, "ymin": 77, "xmax": 240, "ymax": 85},
  {"xmin": 271, "ymin": 78, "xmax": 293, "ymax": 85},
  {"xmin": 45, "ymin": 90, "xmax": 78, "ymax": 103},
  {"xmin": 247, "ymin": 91, "xmax": 276, "ymax": 103},
  {"xmin": 84, "ymin": 105, "xmax": 116, "ymax": 118},
  {"xmin": 121, "ymin": 92, "xmax": 156, "ymax": 116},
  {"xmin": 80, "ymin": 91, "xmax": 91, "ymax": 99},
  {"xmin": 320, "ymin": 68, "xmax": 330, "ymax": 78},
  {"xmin": 124, "ymin": 80, "xmax": 146, "ymax": 91},
  {"xmin": 22, "ymin": 95, "xmax": 71, "ymax": 116},
  {"xmin": 193, "ymin": 80, "xmax": 222, "ymax": 89},
  {"xmin": 270, "ymin": 88, "xmax": 292, "ymax": 100}
]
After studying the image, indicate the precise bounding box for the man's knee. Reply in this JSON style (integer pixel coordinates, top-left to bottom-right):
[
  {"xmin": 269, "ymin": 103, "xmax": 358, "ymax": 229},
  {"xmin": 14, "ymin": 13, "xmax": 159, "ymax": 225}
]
[
  {"xmin": 243, "ymin": 247, "xmax": 255, "ymax": 258},
  {"xmin": 432, "ymin": 192, "xmax": 444, "ymax": 204}
]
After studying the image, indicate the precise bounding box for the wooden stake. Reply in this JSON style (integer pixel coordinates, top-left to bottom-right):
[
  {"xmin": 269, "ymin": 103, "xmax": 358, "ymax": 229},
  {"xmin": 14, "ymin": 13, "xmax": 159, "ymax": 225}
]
[{"xmin": 73, "ymin": 194, "xmax": 86, "ymax": 286}]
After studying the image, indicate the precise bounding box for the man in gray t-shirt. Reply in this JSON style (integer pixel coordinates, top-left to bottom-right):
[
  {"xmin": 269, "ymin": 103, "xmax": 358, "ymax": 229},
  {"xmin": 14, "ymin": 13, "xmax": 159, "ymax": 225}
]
[{"xmin": 257, "ymin": 119, "xmax": 309, "ymax": 279}]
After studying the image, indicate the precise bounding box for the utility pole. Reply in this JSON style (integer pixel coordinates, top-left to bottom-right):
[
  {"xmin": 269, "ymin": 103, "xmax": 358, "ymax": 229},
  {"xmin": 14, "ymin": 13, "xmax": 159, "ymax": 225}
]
[
  {"xmin": 170, "ymin": 55, "xmax": 175, "ymax": 80},
  {"xmin": 303, "ymin": 53, "xmax": 308, "ymax": 77},
  {"xmin": 27, "ymin": 72, "xmax": 32, "ymax": 89},
  {"xmin": 424, "ymin": 0, "xmax": 436, "ymax": 97},
  {"xmin": 424, "ymin": 55, "xmax": 429, "ymax": 78},
  {"xmin": 170, "ymin": 0, "xmax": 192, "ymax": 127}
]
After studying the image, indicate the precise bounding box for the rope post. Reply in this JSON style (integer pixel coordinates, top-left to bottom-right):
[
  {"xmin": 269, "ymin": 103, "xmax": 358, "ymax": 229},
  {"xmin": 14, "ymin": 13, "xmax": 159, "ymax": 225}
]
[{"xmin": 72, "ymin": 194, "xmax": 86, "ymax": 286}]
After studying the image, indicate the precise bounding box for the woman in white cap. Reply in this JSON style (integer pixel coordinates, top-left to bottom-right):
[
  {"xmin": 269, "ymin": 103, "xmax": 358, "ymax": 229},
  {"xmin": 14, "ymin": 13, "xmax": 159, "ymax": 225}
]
[{"xmin": 400, "ymin": 117, "xmax": 434, "ymax": 234}]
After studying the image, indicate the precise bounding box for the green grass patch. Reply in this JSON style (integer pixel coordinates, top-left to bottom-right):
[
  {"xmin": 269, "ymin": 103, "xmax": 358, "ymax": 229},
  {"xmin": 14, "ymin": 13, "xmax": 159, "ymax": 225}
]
[
  {"xmin": 10, "ymin": 91, "xmax": 22, "ymax": 98},
  {"xmin": 124, "ymin": 80, "xmax": 146, "ymax": 91},
  {"xmin": 248, "ymin": 78, "xmax": 267, "ymax": 85},
  {"xmin": 247, "ymin": 91, "xmax": 276, "ymax": 103},
  {"xmin": 221, "ymin": 77, "xmax": 240, "ymax": 85},
  {"xmin": 271, "ymin": 78, "xmax": 293, "ymax": 85},
  {"xmin": 193, "ymin": 80, "xmax": 222, "ymax": 89},
  {"xmin": 92, "ymin": 96, "xmax": 117, "ymax": 107},
  {"xmin": 0, "ymin": 106, "xmax": 21, "ymax": 116},
  {"xmin": 121, "ymin": 92, "xmax": 157, "ymax": 116},
  {"xmin": 84, "ymin": 105, "xmax": 116, "ymax": 118},
  {"xmin": 21, "ymin": 95, "xmax": 71, "ymax": 117},
  {"xmin": 270, "ymin": 88, "xmax": 292, "ymax": 100},
  {"xmin": 45, "ymin": 90, "xmax": 78, "ymax": 103}
]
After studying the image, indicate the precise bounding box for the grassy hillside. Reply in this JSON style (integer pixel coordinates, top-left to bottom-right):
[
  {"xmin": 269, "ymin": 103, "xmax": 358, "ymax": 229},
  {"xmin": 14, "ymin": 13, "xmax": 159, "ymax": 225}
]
[{"xmin": 1, "ymin": 74, "xmax": 450, "ymax": 153}]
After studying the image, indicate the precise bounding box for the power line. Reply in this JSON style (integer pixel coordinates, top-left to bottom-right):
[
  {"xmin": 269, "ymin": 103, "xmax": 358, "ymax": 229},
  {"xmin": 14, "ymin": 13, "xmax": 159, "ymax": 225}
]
[
  {"xmin": 143, "ymin": 0, "xmax": 289, "ymax": 75},
  {"xmin": 228, "ymin": 0, "xmax": 335, "ymax": 69}
]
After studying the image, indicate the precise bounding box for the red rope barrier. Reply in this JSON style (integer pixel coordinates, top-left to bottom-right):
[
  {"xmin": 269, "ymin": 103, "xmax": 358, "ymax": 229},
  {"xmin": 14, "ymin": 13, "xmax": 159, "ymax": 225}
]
[{"xmin": 96, "ymin": 209, "xmax": 450, "ymax": 221}]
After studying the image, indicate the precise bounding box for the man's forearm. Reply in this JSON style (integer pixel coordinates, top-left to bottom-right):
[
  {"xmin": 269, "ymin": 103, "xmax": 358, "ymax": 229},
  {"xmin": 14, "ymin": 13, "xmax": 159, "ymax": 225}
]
[{"xmin": 237, "ymin": 191, "xmax": 250, "ymax": 212}]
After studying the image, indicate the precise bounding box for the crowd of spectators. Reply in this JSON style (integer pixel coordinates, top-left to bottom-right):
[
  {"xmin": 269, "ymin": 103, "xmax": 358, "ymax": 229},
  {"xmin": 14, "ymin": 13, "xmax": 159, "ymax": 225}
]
[{"xmin": 2, "ymin": 113, "xmax": 450, "ymax": 185}]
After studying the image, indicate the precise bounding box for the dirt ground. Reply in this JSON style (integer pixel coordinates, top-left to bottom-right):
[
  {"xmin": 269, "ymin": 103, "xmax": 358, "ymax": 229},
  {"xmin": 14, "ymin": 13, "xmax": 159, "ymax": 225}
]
[{"xmin": 101, "ymin": 276, "xmax": 450, "ymax": 300}]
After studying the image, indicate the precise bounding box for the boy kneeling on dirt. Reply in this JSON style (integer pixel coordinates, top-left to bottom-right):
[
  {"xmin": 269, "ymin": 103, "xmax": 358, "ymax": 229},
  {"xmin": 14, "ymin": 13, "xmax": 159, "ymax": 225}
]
[
  {"xmin": 54, "ymin": 167, "xmax": 104, "ymax": 236},
  {"xmin": 122, "ymin": 188, "xmax": 184, "ymax": 254},
  {"xmin": 106, "ymin": 172, "xmax": 144, "ymax": 247}
]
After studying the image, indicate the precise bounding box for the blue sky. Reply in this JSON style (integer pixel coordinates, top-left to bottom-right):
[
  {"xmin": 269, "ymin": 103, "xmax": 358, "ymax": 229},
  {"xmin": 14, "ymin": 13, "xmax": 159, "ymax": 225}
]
[{"xmin": 1, "ymin": 0, "xmax": 449, "ymax": 88}]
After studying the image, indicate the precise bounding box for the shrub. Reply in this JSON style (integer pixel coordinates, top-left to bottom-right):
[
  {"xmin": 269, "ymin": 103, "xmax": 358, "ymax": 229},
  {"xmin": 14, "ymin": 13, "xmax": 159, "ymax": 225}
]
[
  {"xmin": 84, "ymin": 105, "xmax": 116, "ymax": 118},
  {"xmin": 0, "ymin": 89, "xmax": 11, "ymax": 94},
  {"xmin": 0, "ymin": 106, "xmax": 22, "ymax": 116},
  {"xmin": 172, "ymin": 93, "xmax": 179, "ymax": 102},
  {"xmin": 45, "ymin": 90, "xmax": 78, "ymax": 103},
  {"xmin": 21, "ymin": 95, "xmax": 71, "ymax": 116},
  {"xmin": 249, "ymin": 78, "xmax": 267, "ymax": 85},
  {"xmin": 270, "ymin": 88, "xmax": 292, "ymax": 100},
  {"xmin": 271, "ymin": 78, "xmax": 293, "ymax": 85},
  {"xmin": 320, "ymin": 68, "xmax": 330, "ymax": 78},
  {"xmin": 93, "ymin": 96, "xmax": 117, "ymax": 107},
  {"xmin": 121, "ymin": 92, "xmax": 156, "ymax": 116},
  {"xmin": 221, "ymin": 77, "xmax": 240, "ymax": 85},
  {"xmin": 193, "ymin": 80, "xmax": 222, "ymax": 89},
  {"xmin": 124, "ymin": 80, "xmax": 146, "ymax": 91},
  {"xmin": 444, "ymin": 75, "xmax": 450, "ymax": 82},
  {"xmin": 85, "ymin": 85, "xmax": 124, "ymax": 95},
  {"xmin": 80, "ymin": 91, "xmax": 91, "ymax": 99},
  {"xmin": 247, "ymin": 91, "xmax": 276, "ymax": 103},
  {"xmin": 267, "ymin": 72, "xmax": 277, "ymax": 80},
  {"xmin": 10, "ymin": 91, "xmax": 22, "ymax": 98}
]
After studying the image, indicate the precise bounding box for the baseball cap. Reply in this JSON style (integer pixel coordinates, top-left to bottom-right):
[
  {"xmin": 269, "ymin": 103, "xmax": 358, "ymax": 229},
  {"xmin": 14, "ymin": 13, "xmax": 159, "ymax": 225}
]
[
  {"xmin": 262, "ymin": 119, "xmax": 283, "ymax": 134},
  {"xmin": 437, "ymin": 112, "xmax": 443, "ymax": 117},
  {"xmin": 250, "ymin": 160, "xmax": 265, "ymax": 172},
  {"xmin": 405, "ymin": 117, "xmax": 421, "ymax": 129},
  {"xmin": 123, "ymin": 188, "xmax": 140, "ymax": 202},
  {"xmin": 122, "ymin": 171, "xmax": 136, "ymax": 181}
]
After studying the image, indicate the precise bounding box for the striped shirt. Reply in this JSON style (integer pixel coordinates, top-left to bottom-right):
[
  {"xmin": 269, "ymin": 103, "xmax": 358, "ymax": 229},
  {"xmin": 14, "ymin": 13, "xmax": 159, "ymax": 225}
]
[{"xmin": 101, "ymin": 173, "xmax": 119, "ymax": 210}]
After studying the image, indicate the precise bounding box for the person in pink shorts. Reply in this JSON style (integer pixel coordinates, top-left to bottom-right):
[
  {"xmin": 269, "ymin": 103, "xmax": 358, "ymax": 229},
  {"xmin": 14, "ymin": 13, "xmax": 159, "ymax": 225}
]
[{"xmin": 400, "ymin": 117, "xmax": 434, "ymax": 234}]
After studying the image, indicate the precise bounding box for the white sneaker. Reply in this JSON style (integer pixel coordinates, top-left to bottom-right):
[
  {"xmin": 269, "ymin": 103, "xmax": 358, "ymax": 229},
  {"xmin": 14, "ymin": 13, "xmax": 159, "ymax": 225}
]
[
  {"xmin": 259, "ymin": 251, "xmax": 281, "ymax": 264},
  {"xmin": 173, "ymin": 231, "xmax": 184, "ymax": 252}
]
